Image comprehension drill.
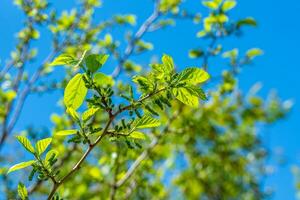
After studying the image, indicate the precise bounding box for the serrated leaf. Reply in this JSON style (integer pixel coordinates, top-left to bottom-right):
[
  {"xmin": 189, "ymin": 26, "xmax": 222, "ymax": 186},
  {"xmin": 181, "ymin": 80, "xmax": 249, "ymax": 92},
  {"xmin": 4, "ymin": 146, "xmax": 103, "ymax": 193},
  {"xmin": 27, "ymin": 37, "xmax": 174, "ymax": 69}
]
[
  {"xmin": 35, "ymin": 138, "xmax": 52, "ymax": 155},
  {"xmin": 94, "ymin": 72, "xmax": 114, "ymax": 87},
  {"xmin": 222, "ymin": 0, "xmax": 237, "ymax": 12},
  {"xmin": 85, "ymin": 54, "xmax": 109, "ymax": 73},
  {"xmin": 64, "ymin": 73, "xmax": 88, "ymax": 110},
  {"xmin": 185, "ymin": 85, "xmax": 207, "ymax": 100},
  {"xmin": 176, "ymin": 68, "xmax": 210, "ymax": 85},
  {"xmin": 129, "ymin": 131, "xmax": 147, "ymax": 140},
  {"xmin": 55, "ymin": 129, "xmax": 77, "ymax": 136},
  {"xmin": 16, "ymin": 136, "xmax": 35, "ymax": 153},
  {"xmin": 48, "ymin": 54, "xmax": 78, "ymax": 66},
  {"xmin": 172, "ymin": 87, "xmax": 199, "ymax": 107},
  {"xmin": 82, "ymin": 107, "xmax": 100, "ymax": 122},
  {"xmin": 18, "ymin": 182, "xmax": 28, "ymax": 200},
  {"xmin": 7, "ymin": 160, "xmax": 35, "ymax": 174},
  {"xmin": 133, "ymin": 115, "xmax": 161, "ymax": 129}
]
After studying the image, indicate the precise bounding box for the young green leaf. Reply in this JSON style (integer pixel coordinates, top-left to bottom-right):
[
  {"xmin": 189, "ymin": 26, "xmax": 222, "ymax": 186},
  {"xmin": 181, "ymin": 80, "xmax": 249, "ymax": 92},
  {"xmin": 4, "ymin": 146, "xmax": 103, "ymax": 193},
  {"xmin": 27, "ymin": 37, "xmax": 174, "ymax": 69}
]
[
  {"xmin": 55, "ymin": 129, "xmax": 77, "ymax": 136},
  {"xmin": 94, "ymin": 72, "xmax": 114, "ymax": 87},
  {"xmin": 66, "ymin": 107, "xmax": 80, "ymax": 121},
  {"xmin": 133, "ymin": 115, "xmax": 161, "ymax": 129},
  {"xmin": 172, "ymin": 87, "xmax": 199, "ymax": 107},
  {"xmin": 202, "ymin": 1, "xmax": 219, "ymax": 10},
  {"xmin": 236, "ymin": 17, "xmax": 257, "ymax": 28},
  {"xmin": 85, "ymin": 54, "xmax": 109, "ymax": 73},
  {"xmin": 175, "ymin": 68, "xmax": 210, "ymax": 85},
  {"xmin": 129, "ymin": 131, "xmax": 147, "ymax": 140},
  {"xmin": 162, "ymin": 54, "xmax": 175, "ymax": 75},
  {"xmin": 64, "ymin": 73, "xmax": 88, "ymax": 110},
  {"xmin": 16, "ymin": 136, "xmax": 35, "ymax": 154},
  {"xmin": 45, "ymin": 150, "xmax": 59, "ymax": 166},
  {"xmin": 48, "ymin": 54, "xmax": 78, "ymax": 67},
  {"xmin": 7, "ymin": 160, "xmax": 35, "ymax": 174},
  {"xmin": 246, "ymin": 48, "xmax": 263, "ymax": 59},
  {"xmin": 82, "ymin": 107, "xmax": 100, "ymax": 122},
  {"xmin": 35, "ymin": 138, "xmax": 52, "ymax": 155},
  {"xmin": 222, "ymin": 0, "xmax": 237, "ymax": 12},
  {"xmin": 17, "ymin": 182, "xmax": 28, "ymax": 200}
]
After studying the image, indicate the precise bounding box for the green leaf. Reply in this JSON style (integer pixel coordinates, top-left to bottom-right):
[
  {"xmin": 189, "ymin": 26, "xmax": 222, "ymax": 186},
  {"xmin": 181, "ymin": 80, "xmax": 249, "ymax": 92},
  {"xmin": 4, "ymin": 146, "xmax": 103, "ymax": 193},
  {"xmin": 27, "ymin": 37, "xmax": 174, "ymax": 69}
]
[
  {"xmin": 189, "ymin": 49, "xmax": 204, "ymax": 58},
  {"xmin": 55, "ymin": 129, "xmax": 77, "ymax": 136},
  {"xmin": 237, "ymin": 17, "xmax": 257, "ymax": 28},
  {"xmin": 82, "ymin": 107, "xmax": 100, "ymax": 122},
  {"xmin": 162, "ymin": 54, "xmax": 175, "ymax": 74},
  {"xmin": 85, "ymin": 54, "xmax": 109, "ymax": 73},
  {"xmin": 16, "ymin": 136, "xmax": 35, "ymax": 154},
  {"xmin": 48, "ymin": 54, "xmax": 78, "ymax": 66},
  {"xmin": 129, "ymin": 131, "xmax": 147, "ymax": 140},
  {"xmin": 150, "ymin": 64, "xmax": 165, "ymax": 80},
  {"xmin": 172, "ymin": 87, "xmax": 199, "ymax": 107},
  {"xmin": 64, "ymin": 73, "xmax": 88, "ymax": 110},
  {"xmin": 176, "ymin": 68, "xmax": 210, "ymax": 85},
  {"xmin": 17, "ymin": 182, "xmax": 28, "ymax": 200},
  {"xmin": 45, "ymin": 150, "xmax": 59, "ymax": 166},
  {"xmin": 66, "ymin": 107, "xmax": 80, "ymax": 121},
  {"xmin": 223, "ymin": 48, "xmax": 239, "ymax": 59},
  {"xmin": 133, "ymin": 115, "xmax": 161, "ymax": 129},
  {"xmin": 94, "ymin": 72, "xmax": 114, "ymax": 87},
  {"xmin": 7, "ymin": 160, "xmax": 35, "ymax": 174},
  {"xmin": 202, "ymin": 1, "xmax": 219, "ymax": 10},
  {"xmin": 132, "ymin": 75, "xmax": 154, "ymax": 92},
  {"xmin": 35, "ymin": 138, "xmax": 52, "ymax": 156},
  {"xmin": 222, "ymin": 0, "xmax": 237, "ymax": 12},
  {"xmin": 246, "ymin": 48, "xmax": 263, "ymax": 59},
  {"xmin": 185, "ymin": 85, "xmax": 207, "ymax": 100}
]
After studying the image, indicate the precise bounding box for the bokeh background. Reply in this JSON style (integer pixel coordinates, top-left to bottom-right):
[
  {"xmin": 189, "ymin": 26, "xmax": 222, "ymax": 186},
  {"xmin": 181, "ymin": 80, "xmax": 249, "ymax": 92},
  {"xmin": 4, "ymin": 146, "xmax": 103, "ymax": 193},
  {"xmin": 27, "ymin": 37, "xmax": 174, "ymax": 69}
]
[{"xmin": 1, "ymin": 0, "xmax": 299, "ymax": 199}]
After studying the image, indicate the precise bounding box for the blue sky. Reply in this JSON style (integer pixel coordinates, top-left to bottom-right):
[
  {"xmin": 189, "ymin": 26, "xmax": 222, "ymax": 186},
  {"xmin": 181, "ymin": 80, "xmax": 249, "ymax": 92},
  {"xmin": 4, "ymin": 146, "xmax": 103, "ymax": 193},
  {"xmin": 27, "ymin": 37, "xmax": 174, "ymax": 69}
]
[{"xmin": 1, "ymin": 0, "xmax": 300, "ymax": 199}]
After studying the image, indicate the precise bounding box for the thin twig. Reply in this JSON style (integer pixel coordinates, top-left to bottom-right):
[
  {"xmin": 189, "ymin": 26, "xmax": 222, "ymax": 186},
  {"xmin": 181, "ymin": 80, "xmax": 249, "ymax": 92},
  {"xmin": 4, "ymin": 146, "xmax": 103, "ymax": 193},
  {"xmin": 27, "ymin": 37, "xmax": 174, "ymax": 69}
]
[{"xmin": 111, "ymin": 0, "xmax": 161, "ymax": 78}]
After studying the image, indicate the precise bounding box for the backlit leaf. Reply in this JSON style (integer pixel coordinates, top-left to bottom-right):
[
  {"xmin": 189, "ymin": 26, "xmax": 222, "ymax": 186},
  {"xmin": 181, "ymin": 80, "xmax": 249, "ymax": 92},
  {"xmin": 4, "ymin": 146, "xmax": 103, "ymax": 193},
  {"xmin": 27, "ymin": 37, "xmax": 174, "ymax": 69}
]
[
  {"xmin": 64, "ymin": 73, "xmax": 88, "ymax": 110},
  {"xmin": 35, "ymin": 138, "xmax": 52, "ymax": 155},
  {"xmin": 85, "ymin": 54, "xmax": 109, "ymax": 73},
  {"xmin": 172, "ymin": 87, "xmax": 199, "ymax": 107},
  {"xmin": 48, "ymin": 54, "xmax": 78, "ymax": 67},
  {"xmin": 55, "ymin": 129, "xmax": 77, "ymax": 136},
  {"xmin": 82, "ymin": 107, "xmax": 100, "ymax": 122},
  {"xmin": 222, "ymin": 0, "xmax": 237, "ymax": 12},
  {"xmin": 17, "ymin": 182, "xmax": 28, "ymax": 200},
  {"xmin": 16, "ymin": 136, "xmax": 35, "ymax": 154},
  {"xmin": 7, "ymin": 160, "xmax": 35, "ymax": 174},
  {"xmin": 175, "ymin": 68, "xmax": 210, "ymax": 85},
  {"xmin": 133, "ymin": 115, "xmax": 161, "ymax": 129},
  {"xmin": 129, "ymin": 131, "xmax": 147, "ymax": 140}
]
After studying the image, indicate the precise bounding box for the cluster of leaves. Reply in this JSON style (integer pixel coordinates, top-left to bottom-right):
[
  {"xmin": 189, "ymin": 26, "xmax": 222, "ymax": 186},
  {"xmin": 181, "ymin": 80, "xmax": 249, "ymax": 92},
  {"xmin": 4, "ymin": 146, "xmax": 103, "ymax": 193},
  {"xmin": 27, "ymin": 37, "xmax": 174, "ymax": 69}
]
[
  {"xmin": 0, "ymin": 0, "xmax": 292, "ymax": 199},
  {"xmin": 7, "ymin": 52, "xmax": 209, "ymax": 199}
]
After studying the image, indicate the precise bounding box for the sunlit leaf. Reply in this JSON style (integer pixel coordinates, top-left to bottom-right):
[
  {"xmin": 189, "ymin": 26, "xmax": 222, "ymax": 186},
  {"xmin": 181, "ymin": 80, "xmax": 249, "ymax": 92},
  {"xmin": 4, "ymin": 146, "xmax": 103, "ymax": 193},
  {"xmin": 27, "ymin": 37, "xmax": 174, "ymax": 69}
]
[
  {"xmin": 85, "ymin": 54, "xmax": 109, "ymax": 73},
  {"xmin": 48, "ymin": 54, "xmax": 78, "ymax": 67},
  {"xmin": 64, "ymin": 73, "xmax": 88, "ymax": 110},
  {"xmin": 133, "ymin": 115, "xmax": 161, "ymax": 129},
  {"xmin": 82, "ymin": 107, "xmax": 100, "ymax": 122},
  {"xmin": 7, "ymin": 160, "xmax": 35, "ymax": 174},
  {"xmin": 17, "ymin": 182, "xmax": 28, "ymax": 200},
  {"xmin": 16, "ymin": 136, "xmax": 35, "ymax": 154},
  {"xmin": 129, "ymin": 131, "xmax": 147, "ymax": 140},
  {"xmin": 55, "ymin": 129, "xmax": 77, "ymax": 136},
  {"xmin": 172, "ymin": 87, "xmax": 199, "ymax": 107},
  {"xmin": 35, "ymin": 138, "xmax": 52, "ymax": 155}
]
